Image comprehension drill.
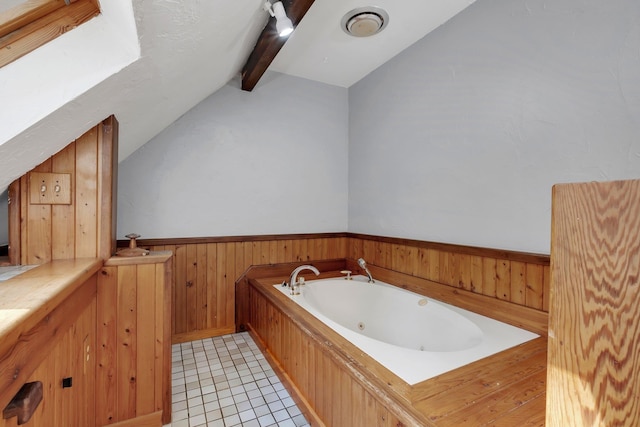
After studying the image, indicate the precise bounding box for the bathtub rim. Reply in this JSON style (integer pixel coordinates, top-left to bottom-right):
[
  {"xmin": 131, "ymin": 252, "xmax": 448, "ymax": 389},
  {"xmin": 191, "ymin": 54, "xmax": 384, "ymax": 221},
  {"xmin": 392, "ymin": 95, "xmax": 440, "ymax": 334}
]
[
  {"xmin": 246, "ymin": 271, "xmax": 425, "ymax": 422},
  {"xmin": 235, "ymin": 259, "xmax": 548, "ymax": 338},
  {"xmin": 237, "ymin": 259, "xmax": 549, "ymax": 425},
  {"xmin": 244, "ymin": 267, "xmax": 547, "ymax": 404},
  {"xmin": 273, "ymin": 275, "xmax": 539, "ymax": 384}
]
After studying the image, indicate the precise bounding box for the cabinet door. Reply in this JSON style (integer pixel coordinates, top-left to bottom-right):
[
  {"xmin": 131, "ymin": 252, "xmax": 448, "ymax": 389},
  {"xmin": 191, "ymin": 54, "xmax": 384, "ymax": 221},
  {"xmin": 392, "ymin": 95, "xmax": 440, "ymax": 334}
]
[{"xmin": 0, "ymin": 297, "xmax": 96, "ymax": 427}]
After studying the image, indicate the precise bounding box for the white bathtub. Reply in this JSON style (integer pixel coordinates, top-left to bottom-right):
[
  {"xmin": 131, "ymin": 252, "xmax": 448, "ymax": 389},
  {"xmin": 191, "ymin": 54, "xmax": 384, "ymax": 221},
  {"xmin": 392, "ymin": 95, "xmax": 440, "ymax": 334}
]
[{"xmin": 274, "ymin": 275, "xmax": 538, "ymax": 385}]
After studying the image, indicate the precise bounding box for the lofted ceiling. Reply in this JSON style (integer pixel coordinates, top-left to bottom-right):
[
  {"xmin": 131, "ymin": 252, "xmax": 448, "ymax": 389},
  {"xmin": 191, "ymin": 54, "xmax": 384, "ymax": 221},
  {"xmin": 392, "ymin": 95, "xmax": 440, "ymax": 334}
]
[{"xmin": 0, "ymin": 0, "xmax": 476, "ymax": 191}]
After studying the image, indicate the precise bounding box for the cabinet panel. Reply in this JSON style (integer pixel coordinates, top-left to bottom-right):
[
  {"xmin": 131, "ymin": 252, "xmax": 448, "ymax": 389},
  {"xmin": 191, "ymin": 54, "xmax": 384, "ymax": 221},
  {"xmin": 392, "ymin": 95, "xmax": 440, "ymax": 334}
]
[
  {"xmin": 98, "ymin": 253, "xmax": 172, "ymax": 426},
  {"xmin": 0, "ymin": 292, "xmax": 96, "ymax": 427}
]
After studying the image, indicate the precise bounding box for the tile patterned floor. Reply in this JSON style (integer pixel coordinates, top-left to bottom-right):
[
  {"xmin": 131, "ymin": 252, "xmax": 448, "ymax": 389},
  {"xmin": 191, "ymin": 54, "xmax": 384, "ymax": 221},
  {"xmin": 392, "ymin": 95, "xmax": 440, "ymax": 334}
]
[{"xmin": 164, "ymin": 332, "xmax": 311, "ymax": 427}]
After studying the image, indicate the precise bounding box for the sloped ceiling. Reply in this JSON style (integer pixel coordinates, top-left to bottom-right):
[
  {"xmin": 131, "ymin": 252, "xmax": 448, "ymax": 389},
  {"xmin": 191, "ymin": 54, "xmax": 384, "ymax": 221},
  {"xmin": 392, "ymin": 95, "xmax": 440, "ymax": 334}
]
[{"xmin": 0, "ymin": 0, "xmax": 476, "ymax": 191}]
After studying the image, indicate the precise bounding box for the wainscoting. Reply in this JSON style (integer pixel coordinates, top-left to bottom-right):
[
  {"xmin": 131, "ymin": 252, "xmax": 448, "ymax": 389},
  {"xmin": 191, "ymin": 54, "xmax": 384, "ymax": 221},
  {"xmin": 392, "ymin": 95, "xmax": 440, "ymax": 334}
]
[{"xmin": 123, "ymin": 233, "xmax": 550, "ymax": 344}]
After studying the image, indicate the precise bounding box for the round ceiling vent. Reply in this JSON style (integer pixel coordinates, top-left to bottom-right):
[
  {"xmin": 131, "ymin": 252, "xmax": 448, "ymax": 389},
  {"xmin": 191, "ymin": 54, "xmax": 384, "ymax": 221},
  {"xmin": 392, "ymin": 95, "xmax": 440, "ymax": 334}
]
[{"xmin": 341, "ymin": 7, "xmax": 389, "ymax": 37}]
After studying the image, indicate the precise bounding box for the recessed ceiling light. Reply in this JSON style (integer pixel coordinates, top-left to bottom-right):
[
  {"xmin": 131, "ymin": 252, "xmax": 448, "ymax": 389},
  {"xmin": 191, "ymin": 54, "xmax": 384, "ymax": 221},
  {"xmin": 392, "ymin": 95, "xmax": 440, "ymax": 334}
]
[{"xmin": 341, "ymin": 7, "xmax": 389, "ymax": 37}]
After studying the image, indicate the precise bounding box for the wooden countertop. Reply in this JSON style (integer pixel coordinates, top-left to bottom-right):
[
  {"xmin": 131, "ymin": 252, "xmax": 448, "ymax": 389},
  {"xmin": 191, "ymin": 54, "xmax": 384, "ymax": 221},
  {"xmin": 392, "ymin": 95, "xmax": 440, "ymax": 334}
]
[
  {"xmin": 104, "ymin": 250, "xmax": 172, "ymax": 266},
  {"xmin": 0, "ymin": 258, "xmax": 102, "ymax": 357}
]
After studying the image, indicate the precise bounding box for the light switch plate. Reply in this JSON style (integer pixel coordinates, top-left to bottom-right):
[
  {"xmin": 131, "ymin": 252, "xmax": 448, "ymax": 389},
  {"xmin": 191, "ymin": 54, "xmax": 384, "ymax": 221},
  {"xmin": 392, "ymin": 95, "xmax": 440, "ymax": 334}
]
[{"xmin": 29, "ymin": 172, "xmax": 72, "ymax": 205}]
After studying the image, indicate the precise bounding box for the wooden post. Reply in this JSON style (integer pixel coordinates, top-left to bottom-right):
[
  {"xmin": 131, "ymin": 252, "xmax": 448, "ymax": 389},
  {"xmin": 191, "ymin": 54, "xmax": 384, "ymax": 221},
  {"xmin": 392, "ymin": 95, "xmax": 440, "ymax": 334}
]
[{"xmin": 547, "ymin": 179, "xmax": 640, "ymax": 426}]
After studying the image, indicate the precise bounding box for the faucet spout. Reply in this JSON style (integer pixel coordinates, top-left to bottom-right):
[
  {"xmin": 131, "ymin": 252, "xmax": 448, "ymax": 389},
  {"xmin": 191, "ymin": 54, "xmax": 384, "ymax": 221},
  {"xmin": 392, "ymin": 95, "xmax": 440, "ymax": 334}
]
[
  {"xmin": 288, "ymin": 265, "xmax": 320, "ymax": 294},
  {"xmin": 357, "ymin": 258, "xmax": 375, "ymax": 283}
]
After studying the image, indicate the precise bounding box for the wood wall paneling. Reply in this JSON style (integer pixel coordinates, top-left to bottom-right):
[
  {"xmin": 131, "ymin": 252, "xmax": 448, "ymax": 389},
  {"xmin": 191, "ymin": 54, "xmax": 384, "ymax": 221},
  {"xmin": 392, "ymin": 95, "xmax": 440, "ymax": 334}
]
[
  {"xmin": 51, "ymin": 144, "xmax": 76, "ymax": 259},
  {"xmin": 148, "ymin": 237, "xmax": 349, "ymax": 344},
  {"xmin": 128, "ymin": 233, "xmax": 548, "ymax": 343},
  {"xmin": 7, "ymin": 180, "xmax": 20, "ymax": 264},
  {"xmin": 98, "ymin": 253, "xmax": 172, "ymax": 426},
  {"xmin": 2, "ymin": 116, "xmax": 169, "ymax": 427},
  {"xmin": 547, "ymin": 179, "xmax": 640, "ymax": 426},
  {"xmin": 75, "ymin": 127, "xmax": 99, "ymax": 258},
  {"xmin": 98, "ymin": 116, "xmax": 119, "ymax": 260},
  {"xmin": 97, "ymin": 266, "xmax": 118, "ymax": 425},
  {"xmin": 9, "ymin": 116, "xmax": 118, "ymax": 265},
  {"xmin": 349, "ymin": 236, "xmax": 548, "ymax": 311}
]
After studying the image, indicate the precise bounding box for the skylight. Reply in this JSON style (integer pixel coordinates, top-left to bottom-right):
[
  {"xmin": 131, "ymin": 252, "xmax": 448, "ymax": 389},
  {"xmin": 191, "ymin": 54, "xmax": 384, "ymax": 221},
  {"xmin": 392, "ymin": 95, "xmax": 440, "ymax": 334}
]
[{"xmin": 0, "ymin": 0, "xmax": 100, "ymax": 67}]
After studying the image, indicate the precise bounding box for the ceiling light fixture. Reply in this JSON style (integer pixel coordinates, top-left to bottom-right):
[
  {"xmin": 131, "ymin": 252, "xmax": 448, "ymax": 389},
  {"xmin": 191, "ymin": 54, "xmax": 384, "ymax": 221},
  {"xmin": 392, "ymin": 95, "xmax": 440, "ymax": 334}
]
[
  {"xmin": 264, "ymin": 1, "xmax": 294, "ymax": 37},
  {"xmin": 341, "ymin": 6, "xmax": 389, "ymax": 37}
]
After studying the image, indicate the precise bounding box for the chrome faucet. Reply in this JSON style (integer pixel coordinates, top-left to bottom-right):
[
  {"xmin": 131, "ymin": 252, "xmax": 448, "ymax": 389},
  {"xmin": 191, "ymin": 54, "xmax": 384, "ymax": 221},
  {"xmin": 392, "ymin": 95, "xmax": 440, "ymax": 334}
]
[
  {"xmin": 287, "ymin": 265, "xmax": 320, "ymax": 294},
  {"xmin": 357, "ymin": 258, "xmax": 375, "ymax": 283}
]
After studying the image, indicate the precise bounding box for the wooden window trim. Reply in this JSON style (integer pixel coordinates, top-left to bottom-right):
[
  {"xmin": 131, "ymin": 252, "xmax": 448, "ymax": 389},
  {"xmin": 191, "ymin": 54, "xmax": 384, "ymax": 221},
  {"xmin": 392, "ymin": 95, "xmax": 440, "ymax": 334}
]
[{"xmin": 0, "ymin": 0, "xmax": 99, "ymax": 68}]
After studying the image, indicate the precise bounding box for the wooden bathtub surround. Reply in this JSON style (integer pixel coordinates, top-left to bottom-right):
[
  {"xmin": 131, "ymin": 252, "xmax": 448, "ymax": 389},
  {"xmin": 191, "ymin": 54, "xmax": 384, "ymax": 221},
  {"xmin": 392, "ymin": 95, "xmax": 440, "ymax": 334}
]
[
  {"xmin": 0, "ymin": 258, "xmax": 102, "ymax": 426},
  {"xmin": 238, "ymin": 261, "xmax": 549, "ymax": 426},
  {"xmin": 547, "ymin": 179, "xmax": 640, "ymax": 426}
]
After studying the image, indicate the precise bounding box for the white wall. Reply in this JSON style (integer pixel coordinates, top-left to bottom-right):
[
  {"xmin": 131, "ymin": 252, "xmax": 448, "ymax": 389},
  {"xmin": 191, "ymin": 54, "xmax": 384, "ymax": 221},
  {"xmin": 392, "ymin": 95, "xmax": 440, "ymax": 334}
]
[
  {"xmin": 119, "ymin": 0, "xmax": 640, "ymax": 254},
  {"xmin": 117, "ymin": 73, "xmax": 349, "ymax": 239},
  {"xmin": 348, "ymin": 0, "xmax": 640, "ymax": 254}
]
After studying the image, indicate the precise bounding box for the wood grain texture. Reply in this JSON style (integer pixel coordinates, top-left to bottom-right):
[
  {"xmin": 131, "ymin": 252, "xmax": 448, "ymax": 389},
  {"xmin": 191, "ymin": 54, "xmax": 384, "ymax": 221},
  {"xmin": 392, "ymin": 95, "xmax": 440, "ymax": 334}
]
[
  {"xmin": 7, "ymin": 181, "xmax": 21, "ymax": 264},
  {"xmin": 0, "ymin": 293, "xmax": 97, "ymax": 427},
  {"xmin": 0, "ymin": 259, "xmax": 102, "ymax": 356},
  {"xmin": 104, "ymin": 411, "xmax": 162, "ymax": 427},
  {"xmin": 97, "ymin": 266, "xmax": 118, "ymax": 425},
  {"xmin": 126, "ymin": 233, "xmax": 548, "ymax": 343},
  {"xmin": 0, "ymin": 264, "xmax": 99, "ymax": 426},
  {"xmin": 350, "ymin": 236, "xmax": 547, "ymax": 312},
  {"xmin": 547, "ymin": 179, "xmax": 640, "ymax": 426},
  {"xmin": 75, "ymin": 127, "xmax": 99, "ymax": 258},
  {"xmin": 51, "ymin": 145, "xmax": 76, "ymax": 259},
  {"xmin": 10, "ymin": 117, "xmax": 118, "ymax": 265},
  {"xmin": 0, "ymin": 0, "xmax": 65, "ymax": 37},
  {"xmin": 246, "ymin": 274, "xmax": 547, "ymax": 426},
  {"xmin": 144, "ymin": 237, "xmax": 348, "ymax": 343},
  {"xmin": 0, "ymin": 0, "xmax": 99, "ymax": 67},
  {"xmin": 97, "ymin": 116, "xmax": 119, "ymax": 260},
  {"xmin": 98, "ymin": 253, "xmax": 172, "ymax": 425}
]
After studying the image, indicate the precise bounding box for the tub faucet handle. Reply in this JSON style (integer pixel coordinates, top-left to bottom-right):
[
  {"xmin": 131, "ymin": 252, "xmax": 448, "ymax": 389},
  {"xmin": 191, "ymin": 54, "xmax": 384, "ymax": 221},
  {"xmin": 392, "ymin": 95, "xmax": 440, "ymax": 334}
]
[{"xmin": 340, "ymin": 270, "xmax": 352, "ymax": 280}]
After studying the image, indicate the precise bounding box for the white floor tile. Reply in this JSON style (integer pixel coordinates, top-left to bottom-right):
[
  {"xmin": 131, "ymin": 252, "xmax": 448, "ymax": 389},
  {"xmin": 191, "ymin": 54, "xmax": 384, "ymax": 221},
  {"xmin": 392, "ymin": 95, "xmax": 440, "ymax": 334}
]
[{"xmin": 169, "ymin": 333, "xmax": 309, "ymax": 427}]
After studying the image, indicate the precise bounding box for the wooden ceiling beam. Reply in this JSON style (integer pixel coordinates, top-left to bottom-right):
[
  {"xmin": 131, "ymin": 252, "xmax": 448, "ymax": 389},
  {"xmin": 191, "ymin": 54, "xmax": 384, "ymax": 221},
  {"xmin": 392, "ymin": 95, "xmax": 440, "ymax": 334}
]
[{"xmin": 241, "ymin": 0, "xmax": 316, "ymax": 92}]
